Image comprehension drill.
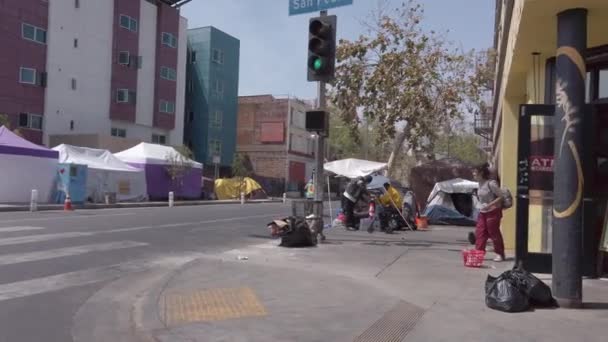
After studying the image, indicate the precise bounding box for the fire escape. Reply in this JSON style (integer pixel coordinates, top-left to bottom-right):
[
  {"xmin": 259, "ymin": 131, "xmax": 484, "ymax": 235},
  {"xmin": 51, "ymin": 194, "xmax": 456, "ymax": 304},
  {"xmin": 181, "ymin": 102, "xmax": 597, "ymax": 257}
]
[{"xmin": 474, "ymin": 105, "xmax": 493, "ymax": 154}]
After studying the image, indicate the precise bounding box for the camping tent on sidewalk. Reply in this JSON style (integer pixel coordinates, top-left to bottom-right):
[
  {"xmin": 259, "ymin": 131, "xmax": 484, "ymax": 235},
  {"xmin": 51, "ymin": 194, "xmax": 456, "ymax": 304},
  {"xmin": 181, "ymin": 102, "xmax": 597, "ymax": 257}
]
[
  {"xmin": 423, "ymin": 178, "xmax": 479, "ymax": 226},
  {"xmin": 53, "ymin": 144, "xmax": 147, "ymax": 203},
  {"xmin": 114, "ymin": 143, "xmax": 202, "ymax": 200},
  {"xmin": 0, "ymin": 126, "xmax": 58, "ymax": 203}
]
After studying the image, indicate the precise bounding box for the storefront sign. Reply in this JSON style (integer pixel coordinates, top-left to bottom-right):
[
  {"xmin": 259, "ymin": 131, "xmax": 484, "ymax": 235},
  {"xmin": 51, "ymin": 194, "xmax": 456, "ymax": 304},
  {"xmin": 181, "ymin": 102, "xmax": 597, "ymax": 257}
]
[{"xmin": 530, "ymin": 156, "xmax": 554, "ymax": 172}]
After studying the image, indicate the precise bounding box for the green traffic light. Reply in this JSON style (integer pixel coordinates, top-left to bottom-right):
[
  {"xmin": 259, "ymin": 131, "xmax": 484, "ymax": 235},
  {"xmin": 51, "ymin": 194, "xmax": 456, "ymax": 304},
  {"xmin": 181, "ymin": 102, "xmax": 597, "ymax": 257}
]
[{"xmin": 313, "ymin": 58, "xmax": 323, "ymax": 71}]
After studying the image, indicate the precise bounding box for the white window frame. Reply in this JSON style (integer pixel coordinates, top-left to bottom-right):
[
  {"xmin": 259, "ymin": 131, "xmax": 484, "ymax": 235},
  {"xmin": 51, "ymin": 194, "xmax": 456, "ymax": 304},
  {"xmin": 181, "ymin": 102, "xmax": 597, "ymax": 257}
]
[
  {"xmin": 160, "ymin": 66, "xmax": 177, "ymax": 81},
  {"xmin": 152, "ymin": 134, "xmax": 167, "ymax": 145},
  {"xmin": 212, "ymin": 110, "xmax": 222, "ymax": 128},
  {"xmin": 162, "ymin": 32, "xmax": 177, "ymax": 48},
  {"xmin": 159, "ymin": 100, "xmax": 175, "ymax": 114},
  {"xmin": 111, "ymin": 127, "xmax": 127, "ymax": 138},
  {"xmin": 118, "ymin": 51, "xmax": 130, "ymax": 65},
  {"xmin": 22, "ymin": 23, "xmax": 46, "ymax": 44},
  {"xmin": 116, "ymin": 88, "xmax": 130, "ymax": 103},
  {"xmin": 211, "ymin": 49, "xmax": 224, "ymax": 65},
  {"xmin": 18, "ymin": 113, "xmax": 43, "ymax": 130},
  {"xmin": 208, "ymin": 139, "xmax": 221, "ymax": 156},
  {"xmin": 19, "ymin": 67, "xmax": 37, "ymax": 84},
  {"xmin": 119, "ymin": 14, "xmax": 137, "ymax": 32}
]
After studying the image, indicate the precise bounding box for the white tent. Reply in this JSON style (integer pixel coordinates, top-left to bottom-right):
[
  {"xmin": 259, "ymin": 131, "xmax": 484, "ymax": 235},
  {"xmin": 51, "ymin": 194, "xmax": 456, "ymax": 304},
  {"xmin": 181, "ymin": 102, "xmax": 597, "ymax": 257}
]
[
  {"xmin": 324, "ymin": 158, "xmax": 388, "ymax": 179},
  {"xmin": 113, "ymin": 142, "xmax": 202, "ymax": 168},
  {"xmin": 53, "ymin": 144, "xmax": 147, "ymax": 203},
  {"xmin": 426, "ymin": 178, "xmax": 479, "ymax": 210},
  {"xmin": 0, "ymin": 126, "xmax": 58, "ymax": 203}
]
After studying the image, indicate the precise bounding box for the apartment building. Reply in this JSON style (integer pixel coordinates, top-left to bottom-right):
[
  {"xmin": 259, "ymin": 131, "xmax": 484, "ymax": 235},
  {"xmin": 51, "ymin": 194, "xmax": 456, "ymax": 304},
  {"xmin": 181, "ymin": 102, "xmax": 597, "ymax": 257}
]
[
  {"xmin": 0, "ymin": 0, "xmax": 189, "ymax": 151},
  {"xmin": 185, "ymin": 26, "xmax": 239, "ymax": 172}
]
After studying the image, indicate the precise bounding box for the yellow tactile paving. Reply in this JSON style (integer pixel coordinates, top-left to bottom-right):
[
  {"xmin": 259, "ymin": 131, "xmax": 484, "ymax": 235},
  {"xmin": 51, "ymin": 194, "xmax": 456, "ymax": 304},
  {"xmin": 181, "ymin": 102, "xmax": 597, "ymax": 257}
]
[{"xmin": 162, "ymin": 287, "xmax": 267, "ymax": 325}]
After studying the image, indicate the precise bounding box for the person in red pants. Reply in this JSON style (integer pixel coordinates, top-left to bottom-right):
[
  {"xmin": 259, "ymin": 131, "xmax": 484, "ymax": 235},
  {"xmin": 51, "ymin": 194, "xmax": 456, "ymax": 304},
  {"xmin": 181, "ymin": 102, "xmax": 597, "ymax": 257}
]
[{"xmin": 472, "ymin": 163, "xmax": 505, "ymax": 262}]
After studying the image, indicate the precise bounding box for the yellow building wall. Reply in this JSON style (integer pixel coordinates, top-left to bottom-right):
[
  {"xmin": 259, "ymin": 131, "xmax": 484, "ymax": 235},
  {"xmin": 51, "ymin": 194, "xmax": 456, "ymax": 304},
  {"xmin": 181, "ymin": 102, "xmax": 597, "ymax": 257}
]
[{"xmin": 499, "ymin": 97, "xmax": 524, "ymax": 250}]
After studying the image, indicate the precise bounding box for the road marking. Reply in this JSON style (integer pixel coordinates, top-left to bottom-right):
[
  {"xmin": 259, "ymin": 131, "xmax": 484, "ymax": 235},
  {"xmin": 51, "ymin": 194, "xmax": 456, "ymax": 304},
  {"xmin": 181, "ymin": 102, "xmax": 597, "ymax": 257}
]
[
  {"xmin": 0, "ymin": 254, "xmax": 202, "ymax": 302},
  {"xmin": 0, "ymin": 226, "xmax": 45, "ymax": 233},
  {"xmin": 0, "ymin": 212, "xmax": 133, "ymax": 224},
  {"xmin": 0, "ymin": 213, "xmax": 287, "ymax": 247},
  {"xmin": 0, "ymin": 232, "xmax": 93, "ymax": 246},
  {"xmin": 0, "ymin": 241, "xmax": 148, "ymax": 266}
]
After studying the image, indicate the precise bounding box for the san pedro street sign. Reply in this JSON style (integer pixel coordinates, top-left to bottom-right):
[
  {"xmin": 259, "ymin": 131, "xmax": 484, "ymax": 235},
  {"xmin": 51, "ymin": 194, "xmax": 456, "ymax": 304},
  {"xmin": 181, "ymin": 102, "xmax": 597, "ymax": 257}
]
[{"xmin": 289, "ymin": 0, "xmax": 353, "ymax": 16}]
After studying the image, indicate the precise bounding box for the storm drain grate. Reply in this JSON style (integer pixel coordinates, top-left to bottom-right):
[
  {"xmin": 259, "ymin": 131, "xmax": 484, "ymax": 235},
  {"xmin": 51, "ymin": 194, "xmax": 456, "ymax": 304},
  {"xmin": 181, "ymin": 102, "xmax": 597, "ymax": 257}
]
[{"xmin": 354, "ymin": 301, "xmax": 425, "ymax": 342}]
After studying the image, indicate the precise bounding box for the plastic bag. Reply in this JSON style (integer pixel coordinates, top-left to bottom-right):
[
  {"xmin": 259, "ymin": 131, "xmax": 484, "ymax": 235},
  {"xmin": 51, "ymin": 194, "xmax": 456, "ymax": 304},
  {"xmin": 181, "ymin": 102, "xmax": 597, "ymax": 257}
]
[
  {"xmin": 485, "ymin": 274, "xmax": 530, "ymax": 313},
  {"xmin": 508, "ymin": 269, "xmax": 555, "ymax": 307}
]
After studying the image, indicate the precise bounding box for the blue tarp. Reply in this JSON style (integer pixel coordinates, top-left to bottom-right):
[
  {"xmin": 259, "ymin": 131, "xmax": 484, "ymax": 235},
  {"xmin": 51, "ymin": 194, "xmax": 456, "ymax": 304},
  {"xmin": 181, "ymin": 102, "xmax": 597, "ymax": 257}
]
[{"xmin": 423, "ymin": 205, "xmax": 477, "ymax": 226}]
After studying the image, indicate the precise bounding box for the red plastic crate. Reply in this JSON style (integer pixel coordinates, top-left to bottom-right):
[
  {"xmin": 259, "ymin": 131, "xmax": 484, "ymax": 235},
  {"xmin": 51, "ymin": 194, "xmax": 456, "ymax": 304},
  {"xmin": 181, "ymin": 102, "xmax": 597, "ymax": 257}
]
[{"xmin": 462, "ymin": 249, "xmax": 485, "ymax": 267}]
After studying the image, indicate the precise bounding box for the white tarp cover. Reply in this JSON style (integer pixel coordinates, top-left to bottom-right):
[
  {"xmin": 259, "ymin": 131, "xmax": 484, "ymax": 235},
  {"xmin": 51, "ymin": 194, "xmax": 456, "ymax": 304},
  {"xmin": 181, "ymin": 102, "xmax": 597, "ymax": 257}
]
[
  {"xmin": 426, "ymin": 178, "xmax": 479, "ymax": 210},
  {"xmin": 0, "ymin": 126, "xmax": 58, "ymax": 203},
  {"xmin": 53, "ymin": 144, "xmax": 147, "ymax": 203},
  {"xmin": 114, "ymin": 142, "xmax": 202, "ymax": 168},
  {"xmin": 324, "ymin": 158, "xmax": 388, "ymax": 179}
]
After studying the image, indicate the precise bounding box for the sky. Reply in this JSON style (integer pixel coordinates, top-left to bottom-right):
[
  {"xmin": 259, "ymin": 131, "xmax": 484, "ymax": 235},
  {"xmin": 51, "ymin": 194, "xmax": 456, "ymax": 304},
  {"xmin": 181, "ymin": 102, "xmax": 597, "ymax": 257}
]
[{"xmin": 180, "ymin": 0, "xmax": 495, "ymax": 100}]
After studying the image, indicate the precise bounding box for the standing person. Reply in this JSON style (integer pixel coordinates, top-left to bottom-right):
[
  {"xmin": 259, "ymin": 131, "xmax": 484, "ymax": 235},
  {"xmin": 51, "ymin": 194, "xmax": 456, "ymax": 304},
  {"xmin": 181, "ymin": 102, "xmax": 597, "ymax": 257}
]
[
  {"xmin": 342, "ymin": 175, "xmax": 372, "ymax": 231},
  {"xmin": 473, "ymin": 163, "xmax": 506, "ymax": 262}
]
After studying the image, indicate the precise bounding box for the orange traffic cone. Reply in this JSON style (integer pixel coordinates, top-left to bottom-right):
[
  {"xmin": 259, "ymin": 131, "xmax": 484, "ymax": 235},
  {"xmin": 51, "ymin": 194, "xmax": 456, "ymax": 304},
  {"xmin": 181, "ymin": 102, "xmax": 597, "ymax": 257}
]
[{"xmin": 64, "ymin": 194, "xmax": 73, "ymax": 211}]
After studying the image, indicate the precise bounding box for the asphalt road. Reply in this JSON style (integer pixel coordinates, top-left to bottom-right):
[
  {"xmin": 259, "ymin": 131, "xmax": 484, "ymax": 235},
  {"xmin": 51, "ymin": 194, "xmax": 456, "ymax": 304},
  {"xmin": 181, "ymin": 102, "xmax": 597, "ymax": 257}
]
[{"xmin": 0, "ymin": 203, "xmax": 292, "ymax": 342}]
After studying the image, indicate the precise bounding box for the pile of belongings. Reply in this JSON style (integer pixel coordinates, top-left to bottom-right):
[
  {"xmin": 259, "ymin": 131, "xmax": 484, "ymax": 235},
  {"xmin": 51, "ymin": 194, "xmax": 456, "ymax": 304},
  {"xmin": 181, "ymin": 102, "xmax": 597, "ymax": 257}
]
[
  {"xmin": 267, "ymin": 217, "xmax": 317, "ymax": 247},
  {"xmin": 485, "ymin": 267, "xmax": 557, "ymax": 312}
]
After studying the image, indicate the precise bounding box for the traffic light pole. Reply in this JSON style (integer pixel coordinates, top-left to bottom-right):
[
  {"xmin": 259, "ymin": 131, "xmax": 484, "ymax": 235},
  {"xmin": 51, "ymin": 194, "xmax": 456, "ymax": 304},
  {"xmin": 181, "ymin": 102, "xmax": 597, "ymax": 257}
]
[{"xmin": 313, "ymin": 10, "xmax": 328, "ymax": 240}]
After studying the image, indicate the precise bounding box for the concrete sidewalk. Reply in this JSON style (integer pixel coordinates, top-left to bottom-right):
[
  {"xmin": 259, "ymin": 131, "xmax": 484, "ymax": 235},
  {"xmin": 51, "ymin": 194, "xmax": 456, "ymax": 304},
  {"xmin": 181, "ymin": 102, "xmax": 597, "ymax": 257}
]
[
  {"xmin": 0, "ymin": 199, "xmax": 282, "ymax": 212},
  {"xmin": 120, "ymin": 226, "xmax": 608, "ymax": 341}
]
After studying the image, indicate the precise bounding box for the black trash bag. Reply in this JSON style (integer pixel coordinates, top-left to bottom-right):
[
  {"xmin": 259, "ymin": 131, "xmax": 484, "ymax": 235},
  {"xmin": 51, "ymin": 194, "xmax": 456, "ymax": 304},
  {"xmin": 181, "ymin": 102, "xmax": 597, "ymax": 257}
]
[
  {"xmin": 509, "ymin": 269, "xmax": 556, "ymax": 307},
  {"xmin": 485, "ymin": 274, "xmax": 530, "ymax": 313},
  {"xmin": 279, "ymin": 216, "xmax": 317, "ymax": 248}
]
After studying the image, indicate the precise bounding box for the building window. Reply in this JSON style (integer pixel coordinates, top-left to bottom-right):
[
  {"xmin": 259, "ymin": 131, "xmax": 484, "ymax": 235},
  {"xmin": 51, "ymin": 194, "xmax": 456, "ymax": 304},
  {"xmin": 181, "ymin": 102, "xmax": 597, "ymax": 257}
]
[
  {"xmin": 211, "ymin": 110, "xmax": 222, "ymax": 128},
  {"xmin": 160, "ymin": 66, "xmax": 177, "ymax": 81},
  {"xmin": 116, "ymin": 89, "xmax": 131, "ymax": 103},
  {"xmin": 152, "ymin": 134, "xmax": 167, "ymax": 145},
  {"xmin": 599, "ymin": 69, "xmax": 608, "ymax": 99},
  {"xmin": 22, "ymin": 23, "xmax": 46, "ymax": 44},
  {"xmin": 73, "ymin": 38, "xmax": 78, "ymax": 48},
  {"xmin": 189, "ymin": 111, "xmax": 194, "ymax": 122},
  {"xmin": 19, "ymin": 67, "xmax": 37, "ymax": 84},
  {"xmin": 212, "ymin": 49, "xmax": 224, "ymax": 64},
  {"xmin": 75, "ymin": 0, "xmax": 79, "ymax": 8},
  {"xmin": 191, "ymin": 51, "xmax": 197, "ymax": 63},
  {"xmin": 161, "ymin": 32, "xmax": 177, "ymax": 48},
  {"xmin": 111, "ymin": 127, "xmax": 126, "ymax": 138},
  {"xmin": 71, "ymin": 78, "xmax": 77, "ymax": 90},
  {"xmin": 214, "ymin": 80, "xmax": 224, "ymax": 99},
  {"xmin": 159, "ymin": 100, "xmax": 175, "ymax": 114},
  {"xmin": 118, "ymin": 51, "xmax": 130, "ymax": 65},
  {"xmin": 209, "ymin": 139, "xmax": 221, "ymax": 156},
  {"xmin": 18, "ymin": 113, "xmax": 43, "ymax": 130},
  {"xmin": 119, "ymin": 14, "xmax": 138, "ymax": 32}
]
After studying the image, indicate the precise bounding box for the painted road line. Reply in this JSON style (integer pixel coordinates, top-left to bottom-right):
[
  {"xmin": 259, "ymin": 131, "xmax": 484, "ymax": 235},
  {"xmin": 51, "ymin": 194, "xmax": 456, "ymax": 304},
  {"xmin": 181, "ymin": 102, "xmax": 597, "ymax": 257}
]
[
  {"xmin": 0, "ymin": 253, "xmax": 202, "ymax": 302},
  {"xmin": 0, "ymin": 213, "xmax": 287, "ymax": 247},
  {"xmin": 0, "ymin": 212, "xmax": 134, "ymax": 224},
  {"xmin": 0, "ymin": 226, "xmax": 46, "ymax": 233},
  {"xmin": 0, "ymin": 241, "xmax": 148, "ymax": 266},
  {"xmin": 0, "ymin": 232, "xmax": 93, "ymax": 246}
]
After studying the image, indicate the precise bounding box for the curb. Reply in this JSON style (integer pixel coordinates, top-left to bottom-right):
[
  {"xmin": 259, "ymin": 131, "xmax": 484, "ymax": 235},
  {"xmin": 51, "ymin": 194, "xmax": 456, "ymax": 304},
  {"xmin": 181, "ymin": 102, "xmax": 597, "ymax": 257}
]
[{"xmin": 0, "ymin": 199, "xmax": 284, "ymax": 213}]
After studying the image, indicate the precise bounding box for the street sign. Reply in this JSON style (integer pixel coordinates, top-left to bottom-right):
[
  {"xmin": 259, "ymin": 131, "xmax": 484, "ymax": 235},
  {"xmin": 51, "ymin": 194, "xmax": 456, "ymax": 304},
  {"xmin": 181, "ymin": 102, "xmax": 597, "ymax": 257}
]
[
  {"xmin": 289, "ymin": 0, "xmax": 353, "ymax": 16},
  {"xmin": 212, "ymin": 155, "xmax": 220, "ymax": 164}
]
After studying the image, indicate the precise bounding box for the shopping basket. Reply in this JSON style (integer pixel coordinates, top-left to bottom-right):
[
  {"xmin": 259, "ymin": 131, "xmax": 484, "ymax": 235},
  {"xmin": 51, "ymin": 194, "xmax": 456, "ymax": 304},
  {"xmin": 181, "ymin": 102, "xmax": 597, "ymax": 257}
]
[{"xmin": 462, "ymin": 249, "xmax": 485, "ymax": 268}]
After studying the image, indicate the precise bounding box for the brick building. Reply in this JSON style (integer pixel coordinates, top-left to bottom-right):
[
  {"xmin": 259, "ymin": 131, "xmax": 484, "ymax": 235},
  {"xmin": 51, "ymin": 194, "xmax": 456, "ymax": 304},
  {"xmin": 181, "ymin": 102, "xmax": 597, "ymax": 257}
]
[{"xmin": 237, "ymin": 95, "xmax": 315, "ymax": 195}]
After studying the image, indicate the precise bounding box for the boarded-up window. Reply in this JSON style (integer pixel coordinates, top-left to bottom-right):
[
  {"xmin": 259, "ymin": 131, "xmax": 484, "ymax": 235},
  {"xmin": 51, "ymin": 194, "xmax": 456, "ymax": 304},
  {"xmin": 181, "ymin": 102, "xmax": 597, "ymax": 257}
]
[{"xmin": 260, "ymin": 122, "xmax": 284, "ymax": 143}]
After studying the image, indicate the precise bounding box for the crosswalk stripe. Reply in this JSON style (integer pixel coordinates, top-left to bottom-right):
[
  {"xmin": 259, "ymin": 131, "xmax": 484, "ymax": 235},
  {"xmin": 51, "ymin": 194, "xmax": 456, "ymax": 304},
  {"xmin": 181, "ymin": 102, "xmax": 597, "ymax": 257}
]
[
  {"xmin": 0, "ymin": 254, "xmax": 202, "ymax": 302},
  {"xmin": 0, "ymin": 226, "xmax": 45, "ymax": 233},
  {"xmin": 0, "ymin": 232, "xmax": 93, "ymax": 246},
  {"xmin": 0, "ymin": 241, "xmax": 148, "ymax": 266}
]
